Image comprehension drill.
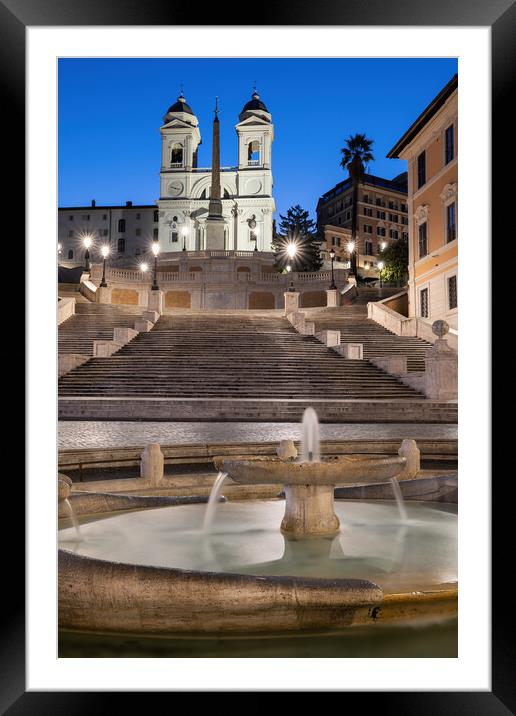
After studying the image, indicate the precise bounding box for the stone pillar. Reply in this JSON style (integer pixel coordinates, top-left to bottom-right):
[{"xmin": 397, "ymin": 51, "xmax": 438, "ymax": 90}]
[
  {"xmin": 397, "ymin": 439, "xmax": 420, "ymax": 480},
  {"xmin": 147, "ymin": 290, "xmax": 163, "ymax": 315},
  {"xmin": 140, "ymin": 443, "xmax": 164, "ymax": 486},
  {"xmin": 284, "ymin": 291, "xmax": 300, "ymax": 315},
  {"xmin": 326, "ymin": 289, "xmax": 338, "ymax": 307},
  {"xmin": 281, "ymin": 485, "xmax": 340, "ymax": 537},
  {"xmin": 424, "ymin": 320, "xmax": 458, "ymax": 400},
  {"xmin": 96, "ymin": 286, "xmax": 111, "ymax": 304},
  {"xmin": 276, "ymin": 440, "xmax": 298, "ymax": 461}
]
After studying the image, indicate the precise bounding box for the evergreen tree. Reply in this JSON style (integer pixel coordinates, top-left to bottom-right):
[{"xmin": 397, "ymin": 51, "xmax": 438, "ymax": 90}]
[{"xmin": 272, "ymin": 204, "xmax": 323, "ymax": 272}]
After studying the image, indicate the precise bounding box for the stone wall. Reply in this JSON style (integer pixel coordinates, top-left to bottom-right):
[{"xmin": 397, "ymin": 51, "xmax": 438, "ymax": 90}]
[{"xmin": 165, "ymin": 290, "xmax": 191, "ymax": 308}]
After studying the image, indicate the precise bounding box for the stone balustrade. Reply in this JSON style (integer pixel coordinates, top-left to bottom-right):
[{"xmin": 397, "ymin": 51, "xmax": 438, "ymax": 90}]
[
  {"xmin": 58, "ymin": 296, "xmax": 76, "ymax": 325},
  {"xmin": 368, "ymin": 292, "xmax": 458, "ymax": 353}
]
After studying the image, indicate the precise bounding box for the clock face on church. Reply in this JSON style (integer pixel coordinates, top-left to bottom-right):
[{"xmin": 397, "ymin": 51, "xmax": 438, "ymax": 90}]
[{"xmin": 168, "ymin": 180, "xmax": 184, "ymax": 197}]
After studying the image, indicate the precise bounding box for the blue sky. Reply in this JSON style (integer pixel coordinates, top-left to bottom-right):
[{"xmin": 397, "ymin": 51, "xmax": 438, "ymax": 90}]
[{"xmin": 58, "ymin": 57, "xmax": 457, "ymax": 219}]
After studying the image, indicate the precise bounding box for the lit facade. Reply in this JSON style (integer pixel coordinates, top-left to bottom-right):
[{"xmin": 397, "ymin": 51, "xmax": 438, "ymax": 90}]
[
  {"xmin": 387, "ymin": 75, "xmax": 458, "ymax": 329},
  {"xmin": 316, "ymin": 173, "xmax": 409, "ymax": 277},
  {"xmin": 58, "ymin": 91, "xmax": 276, "ymax": 264}
]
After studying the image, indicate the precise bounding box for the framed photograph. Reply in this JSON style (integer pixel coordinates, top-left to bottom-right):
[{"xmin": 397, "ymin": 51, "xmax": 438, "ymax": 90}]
[{"xmin": 9, "ymin": 0, "xmax": 509, "ymax": 707}]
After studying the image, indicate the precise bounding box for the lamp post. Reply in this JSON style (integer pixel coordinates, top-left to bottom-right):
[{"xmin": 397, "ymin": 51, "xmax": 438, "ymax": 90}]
[
  {"xmin": 253, "ymin": 227, "xmax": 259, "ymax": 252},
  {"xmin": 100, "ymin": 245, "xmax": 110, "ymax": 287},
  {"xmin": 347, "ymin": 240, "xmax": 355, "ymax": 277},
  {"xmin": 182, "ymin": 227, "xmax": 187, "ymax": 252},
  {"xmin": 151, "ymin": 241, "xmax": 160, "ymax": 290},
  {"xmin": 377, "ymin": 260, "xmax": 384, "ymax": 288},
  {"xmin": 286, "ymin": 241, "xmax": 297, "ymax": 291},
  {"xmin": 329, "ymin": 248, "xmax": 336, "ymax": 289},
  {"xmin": 83, "ymin": 235, "xmax": 93, "ymax": 272}
]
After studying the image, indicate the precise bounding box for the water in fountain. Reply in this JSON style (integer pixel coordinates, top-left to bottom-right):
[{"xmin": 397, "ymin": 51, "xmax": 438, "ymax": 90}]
[
  {"xmin": 63, "ymin": 498, "xmax": 82, "ymax": 541},
  {"xmin": 202, "ymin": 472, "xmax": 228, "ymax": 533},
  {"xmin": 300, "ymin": 406, "xmax": 320, "ymax": 463},
  {"xmin": 390, "ymin": 478, "xmax": 408, "ymax": 522}
]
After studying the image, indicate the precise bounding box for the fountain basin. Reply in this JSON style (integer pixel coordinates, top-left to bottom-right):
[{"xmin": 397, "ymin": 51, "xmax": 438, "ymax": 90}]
[
  {"xmin": 58, "ymin": 498, "xmax": 457, "ymax": 636},
  {"xmin": 221, "ymin": 455, "xmax": 407, "ymax": 486},
  {"xmin": 221, "ymin": 454, "xmax": 408, "ymax": 536}
]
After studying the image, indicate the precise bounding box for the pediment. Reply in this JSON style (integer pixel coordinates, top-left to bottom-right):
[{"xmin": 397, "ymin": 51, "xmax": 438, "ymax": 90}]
[
  {"xmin": 160, "ymin": 118, "xmax": 196, "ymax": 131},
  {"xmin": 236, "ymin": 116, "xmax": 271, "ymax": 129}
]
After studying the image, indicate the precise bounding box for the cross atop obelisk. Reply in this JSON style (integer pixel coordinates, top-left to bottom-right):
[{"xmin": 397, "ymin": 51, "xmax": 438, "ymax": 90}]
[{"xmin": 205, "ymin": 96, "xmax": 226, "ymax": 250}]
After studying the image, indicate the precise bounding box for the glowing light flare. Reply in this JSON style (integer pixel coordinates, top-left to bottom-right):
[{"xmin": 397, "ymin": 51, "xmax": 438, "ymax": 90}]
[
  {"xmin": 347, "ymin": 241, "xmax": 355, "ymax": 253},
  {"xmin": 377, "ymin": 261, "xmax": 384, "ymax": 270},
  {"xmin": 140, "ymin": 262, "xmax": 149, "ymax": 272},
  {"xmin": 101, "ymin": 245, "xmax": 110, "ymax": 258},
  {"xmin": 151, "ymin": 242, "xmax": 160, "ymax": 257},
  {"xmin": 82, "ymin": 235, "xmax": 93, "ymax": 249},
  {"xmin": 286, "ymin": 242, "xmax": 298, "ymax": 259}
]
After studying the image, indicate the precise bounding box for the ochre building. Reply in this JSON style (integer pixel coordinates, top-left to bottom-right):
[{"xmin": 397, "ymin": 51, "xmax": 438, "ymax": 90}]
[{"xmin": 387, "ymin": 74, "xmax": 458, "ymax": 329}]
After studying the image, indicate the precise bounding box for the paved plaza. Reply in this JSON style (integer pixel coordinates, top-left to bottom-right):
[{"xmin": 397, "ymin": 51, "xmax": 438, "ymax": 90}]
[{"xmin": 58, "ymin": 420, "xmax": 458, "ymax": 450}]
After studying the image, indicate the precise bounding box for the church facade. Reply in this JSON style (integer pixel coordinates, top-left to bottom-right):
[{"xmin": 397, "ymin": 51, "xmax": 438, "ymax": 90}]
[{"xmin": 58, "ymin": 91, "xmax": 276, "ymax": 264}]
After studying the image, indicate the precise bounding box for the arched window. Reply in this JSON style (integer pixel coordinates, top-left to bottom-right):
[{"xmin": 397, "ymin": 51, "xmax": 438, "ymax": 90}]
[
  {"xmin": 247, "ymin": 140, "xmax": 260, "ymax": 165},
  {"xmin": 117, "ymin": 238, "xmax": 125, "ymax": 253},
  {"xmin": 171, "ymin": 143, "xmax": 183, "ymax": 166},
  {"xmin": 67, "ymin": 249, "xmax": 74, "ymax": 259}
]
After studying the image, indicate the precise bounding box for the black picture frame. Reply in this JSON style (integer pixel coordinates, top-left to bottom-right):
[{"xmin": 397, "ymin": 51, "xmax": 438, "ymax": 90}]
[{"xmin": 8, "ymin": 0, "xmax": 510, "ymax": 709}]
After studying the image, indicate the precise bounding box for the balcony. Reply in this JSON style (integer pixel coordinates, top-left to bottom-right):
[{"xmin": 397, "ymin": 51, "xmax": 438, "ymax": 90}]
[{"xmin": 247, "ymin": 160, "xmax": 260, "ymax": 167}]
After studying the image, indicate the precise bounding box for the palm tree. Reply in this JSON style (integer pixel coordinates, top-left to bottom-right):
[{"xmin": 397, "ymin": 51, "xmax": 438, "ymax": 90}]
[{"xmin": 340, "ymin": 133, "xmax": 374, "ymax": 277}]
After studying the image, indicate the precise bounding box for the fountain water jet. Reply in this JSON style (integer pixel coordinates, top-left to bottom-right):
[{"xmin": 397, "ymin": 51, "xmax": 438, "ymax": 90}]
[
  {"xmin": 390, "ymin": 477, "xmax": 408, "ymax": 522},
  {"xmin": 202, "ymin": 472, "xmax": 228, "ymax": 533}
]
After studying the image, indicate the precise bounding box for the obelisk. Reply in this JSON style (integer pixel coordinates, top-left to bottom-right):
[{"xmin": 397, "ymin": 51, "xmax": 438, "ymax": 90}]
[{"xmin": 205, "ymin": 97, "xmax": 226, "ymax": 250}]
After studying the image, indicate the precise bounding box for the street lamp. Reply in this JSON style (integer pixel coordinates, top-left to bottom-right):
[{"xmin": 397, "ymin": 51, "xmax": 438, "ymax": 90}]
[
  {"xmin": 286, "ymin": 241, "xmax": 297, "ymax": 291},
  {"xmin": 253, "ymin": 227, "xmax": 259, "ymax": 252},
  {"xmin": 151, "ymin": 241, "xmax": 160, "ymax": 290},
  {"xmin": 377, "ymin": 260, "xmax": 384, "ymax": 288},
  {"xmin": 140, "ymin": 262, "xmax": 149, "ymax": 274},
  {"xmin": 329, "ymin": 247, "xmax": 336, "ymax": 289},
  {"xmin": 347, "ymin": 240, "xmax": 355, "ymax": 277},
  {"xmin": 100, "ymin": 245, "xmax": 110, "ymax": 287},
  {"xmin": 182, "ymin": 227, "xmax": 187, "ymax": 252},
  {"xmin": 83, "ymin": 235, "xmax": 93, "ymax": 272}
]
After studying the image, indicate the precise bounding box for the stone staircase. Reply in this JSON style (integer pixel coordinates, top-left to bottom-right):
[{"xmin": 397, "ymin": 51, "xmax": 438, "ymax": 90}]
[
  {"xmin": 58, "ymin": 303, "xmax": 144, "ymax": 356},
  {"xmin": 58, "ymin": 313, "xmax": 423, "ymax": 400},
  {"xmin": 308, "ymin": 289, "xmax": 431, "ymax": 372}
]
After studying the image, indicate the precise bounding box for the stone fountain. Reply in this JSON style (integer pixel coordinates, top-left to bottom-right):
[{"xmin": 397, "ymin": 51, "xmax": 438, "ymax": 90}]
[
  {"xmin": 221, "ymin": 407, "xmax": 417, "ymax": 538},
  {"xmin": 58, "ymin": 408, "xmax": 456, "ymax": 640}
]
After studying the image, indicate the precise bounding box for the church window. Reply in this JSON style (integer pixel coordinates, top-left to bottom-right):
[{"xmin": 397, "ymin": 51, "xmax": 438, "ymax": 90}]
[
  {"xmin": 171, "ymin": 232, "xmax": 178, "ymax": 243},
  {"xmin": 67, "ymin": 250, "xmax": 74, "ymax": 259},
  {"xmin": 247, "ymin": 140, "xmax": 260, "ymax": 165},
  {"xmin": 153, "ymin": 210, "xmax": 159, "ymax": 222},
  {"xmin": 118, "ymin": 219, "xmax": 126, "ymax": 232},
  {"xmin": 136, "ymin": 213, "xmax": 141, "ymax": 220},
  {"xmin": 171, "ymin": 143, "xmax": 183, "ymax": 166},
  {"xmin": 365, "ymin": 241, "xmax": 373, "ymax": 255},
  {"xmin": 153, "ymin": 228, "xmax": 159, "ymax": 239},
  {"xmin": 135, "ymin": 248, "xmax": 141, "ymax": 256},
  {"xmin": 81, "ymin": 214, "xmax": 90, "ymax": 221},
  {"xmin": 117, "ymin": 238, "xmax": 125, "ymax": 253}
]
